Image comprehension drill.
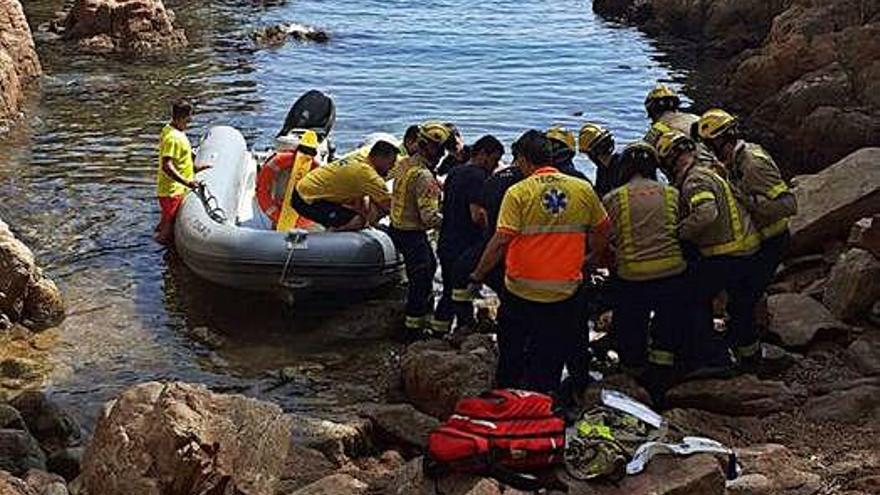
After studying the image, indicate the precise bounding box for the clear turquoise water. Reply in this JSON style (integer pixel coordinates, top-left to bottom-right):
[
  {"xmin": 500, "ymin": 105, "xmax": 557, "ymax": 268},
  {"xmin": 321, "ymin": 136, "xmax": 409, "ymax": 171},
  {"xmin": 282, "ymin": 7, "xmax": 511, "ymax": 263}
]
[{"xmin": 0, "ymin": 0, "xmax": 689, "ymax": 426}]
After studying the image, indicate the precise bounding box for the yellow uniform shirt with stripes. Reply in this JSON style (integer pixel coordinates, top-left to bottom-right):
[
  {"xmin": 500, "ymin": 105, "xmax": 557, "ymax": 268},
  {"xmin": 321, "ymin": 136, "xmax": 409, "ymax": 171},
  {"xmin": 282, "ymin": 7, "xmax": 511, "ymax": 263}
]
[
  {"xmin": 678, "ymin": 165, "xmax": 760, "ymax": 258},
  {"xmin": 296, "ymin": 152, "xmax": 390, "ymax": 206},
  {"xmin": 390, "ymin": 155, "xmax": 441, "ymax": 231},
  {"xmin": 603, "ymin": 177, "xmax": 686, "ymax": 281},
  {"xmin": 498, "ymin": 167, "xmax": 609, "ymax": 303},
  {"xmin": 156, "ymin": 124, "xmax": 194, "ymax": 198},
  {"xmin": 730, "ymin": 141, "xmax": 797, "ymax": 239}
]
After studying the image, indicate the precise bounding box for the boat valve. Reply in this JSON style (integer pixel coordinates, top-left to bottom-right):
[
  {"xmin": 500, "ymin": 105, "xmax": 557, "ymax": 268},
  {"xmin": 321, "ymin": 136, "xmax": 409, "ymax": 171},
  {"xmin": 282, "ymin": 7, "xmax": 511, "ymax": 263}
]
[{"xmin": 286, "ymin": 229, "xmax": 309, "ymax": 250}]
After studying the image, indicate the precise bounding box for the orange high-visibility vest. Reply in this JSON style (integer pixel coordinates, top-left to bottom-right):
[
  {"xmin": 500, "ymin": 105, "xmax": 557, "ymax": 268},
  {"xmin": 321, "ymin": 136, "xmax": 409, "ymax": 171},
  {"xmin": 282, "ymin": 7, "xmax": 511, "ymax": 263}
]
[{"xmin": 497, "ymin": 166, "xmax": 609, "ymax": 303}]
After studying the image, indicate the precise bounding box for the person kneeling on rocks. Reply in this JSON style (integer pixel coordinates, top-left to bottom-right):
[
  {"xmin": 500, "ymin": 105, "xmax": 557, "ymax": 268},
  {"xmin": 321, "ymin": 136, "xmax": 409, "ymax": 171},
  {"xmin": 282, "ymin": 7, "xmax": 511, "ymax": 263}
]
[{"xmin": 292, "ymin": 139, "xmax": 398, "ymax": 231}]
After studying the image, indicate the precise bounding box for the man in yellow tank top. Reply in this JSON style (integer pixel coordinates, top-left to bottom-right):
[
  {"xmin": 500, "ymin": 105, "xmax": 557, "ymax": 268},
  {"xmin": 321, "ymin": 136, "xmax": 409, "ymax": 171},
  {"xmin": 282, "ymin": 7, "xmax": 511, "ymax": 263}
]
[{"xmin": 154, "ymin": 98, "xmax": 211, "ymax": 245}]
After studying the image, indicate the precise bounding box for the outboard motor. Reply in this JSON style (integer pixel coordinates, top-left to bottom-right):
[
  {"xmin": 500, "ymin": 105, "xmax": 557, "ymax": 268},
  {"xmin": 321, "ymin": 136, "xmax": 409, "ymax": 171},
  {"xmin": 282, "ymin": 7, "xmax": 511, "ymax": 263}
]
[{"xmin": 277, "ymin": 90, "xmax": 336, "ymax": 141}]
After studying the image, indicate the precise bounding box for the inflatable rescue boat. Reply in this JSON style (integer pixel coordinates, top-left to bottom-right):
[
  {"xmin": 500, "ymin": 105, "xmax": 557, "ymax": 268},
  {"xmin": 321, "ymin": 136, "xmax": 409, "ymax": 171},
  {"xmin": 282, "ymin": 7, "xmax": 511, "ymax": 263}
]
[{"xmin": 175, "ymin": 92, "xmax": 402, "ymax": 295}]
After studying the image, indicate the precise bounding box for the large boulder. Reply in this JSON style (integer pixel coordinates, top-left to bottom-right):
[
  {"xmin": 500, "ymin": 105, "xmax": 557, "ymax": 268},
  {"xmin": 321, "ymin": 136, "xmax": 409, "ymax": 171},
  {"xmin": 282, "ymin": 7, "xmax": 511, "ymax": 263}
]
[
  {"xmin": 0, "ymin": 219, "xmax": 65, "ymax": 331},
  {"xmin": 59, "ymin": 0, "xmax": 187, "ymax": 55},
  {"xmin": 0, "ymin": 0, "xmax": 42, "ymax": 124},
  {"xmin": 666, "ymin": 375, "xmax": 804, "ymax": 416},
  {"xmin": 789, "ymin": 148, "xmax": 880, "ymax": 255},
  {"xmin": 766, "ymin": 293, "xmax": 849, "ymax": 348},
  {"xmin": 358, "ymin": 403, "xmax": 439, "ymax": 451},
  {"xmin": 77, "ymin": 381, "xmax": 292, "ymax": 495},
  {"xmin": 823, "ymin": 248, "xmax": 880, "ymax": 321},
  {"xmin": 401, "ymin": 340, "xmax": 495, "ymax": 419}
]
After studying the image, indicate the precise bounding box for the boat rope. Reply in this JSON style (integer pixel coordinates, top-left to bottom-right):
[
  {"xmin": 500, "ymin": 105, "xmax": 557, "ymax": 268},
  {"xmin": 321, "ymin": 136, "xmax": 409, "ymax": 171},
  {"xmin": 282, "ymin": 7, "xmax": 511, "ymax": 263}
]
[{"xmin": 194, "ymin": 183, "xmax": 228, "ymax": 224}]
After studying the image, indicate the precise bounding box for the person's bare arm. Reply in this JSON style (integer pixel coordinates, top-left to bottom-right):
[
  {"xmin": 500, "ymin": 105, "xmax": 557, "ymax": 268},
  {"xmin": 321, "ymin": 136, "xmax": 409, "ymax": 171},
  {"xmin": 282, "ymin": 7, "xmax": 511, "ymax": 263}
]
[{"xmin": 162, "ymin": 157, "xmax": 197, "ymax": 189}]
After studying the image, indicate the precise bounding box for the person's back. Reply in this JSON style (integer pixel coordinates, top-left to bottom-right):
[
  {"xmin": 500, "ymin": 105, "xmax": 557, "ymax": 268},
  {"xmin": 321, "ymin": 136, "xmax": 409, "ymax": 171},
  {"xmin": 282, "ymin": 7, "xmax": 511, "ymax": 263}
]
[
  {"xmin": 296, "ymin": 152, "xmax": 388, "ymax": 206},
  {"xmin": 438, "ymin": 164, "xmax": 489, "ymax": 257},
  {"xmin": 604, "ymin": 177, "xmax": 685, "ymax": 282}
]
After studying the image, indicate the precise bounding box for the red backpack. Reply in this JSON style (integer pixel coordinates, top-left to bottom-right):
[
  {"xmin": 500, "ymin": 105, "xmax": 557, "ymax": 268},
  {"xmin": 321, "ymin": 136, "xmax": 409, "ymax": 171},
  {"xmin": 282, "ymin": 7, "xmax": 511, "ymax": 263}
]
[{"xmin": 427, "ymin": 389, "xmax": 566, "ymax": 473}]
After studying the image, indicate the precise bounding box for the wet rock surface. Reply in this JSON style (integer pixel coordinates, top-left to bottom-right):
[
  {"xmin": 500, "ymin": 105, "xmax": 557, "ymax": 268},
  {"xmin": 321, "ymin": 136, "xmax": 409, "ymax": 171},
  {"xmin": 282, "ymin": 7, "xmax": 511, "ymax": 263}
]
[
  {"xmin": 55, "ymin": 0, "xmax": 187, "ymax": 54},
  {"xmin": 77, "ymin": 381, "xmax": 292, "ymax": 495},
  {"xmin": 252, "ymin": 23, "xmax": 329, "ymax": 48},
  {"xmin": 0, "ymin": 219, "xmax": 65, "ymax": 333},
  {"xmin": 0, "ymin": 0, "xmax": 42, "ymax": 125}
]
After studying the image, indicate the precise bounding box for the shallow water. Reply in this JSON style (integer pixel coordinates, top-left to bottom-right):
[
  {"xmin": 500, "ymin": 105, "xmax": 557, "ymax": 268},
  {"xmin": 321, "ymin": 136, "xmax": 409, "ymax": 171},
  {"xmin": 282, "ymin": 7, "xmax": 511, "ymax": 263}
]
[{"xmin": 0, "ymin": 0, "xmax": 690, "ymax": 428}]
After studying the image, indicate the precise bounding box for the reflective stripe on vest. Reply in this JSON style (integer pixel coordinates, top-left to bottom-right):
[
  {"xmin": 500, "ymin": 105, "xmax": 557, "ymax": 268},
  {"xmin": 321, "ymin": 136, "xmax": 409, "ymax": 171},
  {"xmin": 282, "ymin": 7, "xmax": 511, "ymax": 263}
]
[
  {"xmin": 616, "ymin": 187, "xmax": 685, "ymax": 280},
  {"xmin": 767, "ymin": 182, "xmax": 789, "ymax": 200},
  {"xmin": 700, "ymin": 170, "xmax": 761, "ymax": 257},
  {"xmin": 761, "ymin": 217, "xmax": 789, "ymax": 239},
  {"xmin": 504, "ymin": 276, "xmax": 581, "ymax": 298}
]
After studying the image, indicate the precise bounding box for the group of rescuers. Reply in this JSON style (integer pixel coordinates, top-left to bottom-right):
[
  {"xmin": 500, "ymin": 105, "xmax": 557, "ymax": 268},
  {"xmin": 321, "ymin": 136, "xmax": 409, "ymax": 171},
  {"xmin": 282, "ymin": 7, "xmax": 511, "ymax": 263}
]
[{"xmin": 156, "ymin": 83, "xmax": 798, "ymax": 404}]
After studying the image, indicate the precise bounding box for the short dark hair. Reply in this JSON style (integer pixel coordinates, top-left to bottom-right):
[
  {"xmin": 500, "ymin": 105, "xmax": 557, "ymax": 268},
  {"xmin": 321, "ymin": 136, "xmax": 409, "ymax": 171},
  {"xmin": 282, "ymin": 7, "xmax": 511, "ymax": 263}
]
[
  {"xmin": 403, "ymin": 125, "xmax": 420, "ymax": 143},
  {"xmin": 171, "ymin": 98, "xmax": 193, "ymax": 120},
  {"xmin": 369, "ymin": 140, "xmax": 399, "ymax": 160},
  {"xmin": 471, "ymin": 135, "xmax": 504, "ymax": 157},
  {"xmin": 512, "ymin": 130, "xmax": 550, "ymax": 166}
]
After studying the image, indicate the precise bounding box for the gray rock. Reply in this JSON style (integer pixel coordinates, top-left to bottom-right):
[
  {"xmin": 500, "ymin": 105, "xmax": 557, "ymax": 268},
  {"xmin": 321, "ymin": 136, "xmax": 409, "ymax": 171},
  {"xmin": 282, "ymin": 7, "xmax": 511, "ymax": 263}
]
[
  {"xmin": 847, "ymin": 216, "xmax": 880, "ymax": 258},
  {"xmin": 401, "ymin": 343, "xmax": 495, "ymax": 419},
  {"xmin": 278, "ymin": 444, "xmax": 335, "ymax": 494},
  {"xmin": 78, "ymin": 381, "xmax": 292, "ymax": 495},
  {"xmin": 823, "ymin": 248, "xmax": 880, "ymax": 321},
  {"xmin": 10, "ymin": 392, "xmax": 81, "ymax": 452},
  {"xmin": 666, "ymin": 375, "xmax": 804, "ymax": 416},
  {"xmin": 0, "ymin": 429, "xmax": 47, "ymax": 476},
  {"xmin": 287, "ymin": 413, "xmax": 372, "ymax": 464},
  {"xmin": 806, "ymin": 384, "xmax": 880, "ymax": 423},
  {"xmin": 848, "ymin": 333, "xmax": 880, "ymax": 376},
  {"xmin": 287, "ymin": 473, "xmax": 368, "ymax": 495},
  {"xmin": 565, "ymin": 454, "xmax": 725, "ymax": 495},
  {"xmin": 359, "ymin": 403, "xmax": 440, "ymax": 451},
  {"xmin": 767, "ymin": 293, "xmax": 849, "ymax": 348},
  {"xmin": 789, "ymin": 148, "xmax": 880, "ymax": 255},
  {"xmin": 46, "ymin": 446, "xmax": 82, "ymax": 482},
  {"xmin": 22, "ymin": 469, "xmax": 65, "ymax": 494}
]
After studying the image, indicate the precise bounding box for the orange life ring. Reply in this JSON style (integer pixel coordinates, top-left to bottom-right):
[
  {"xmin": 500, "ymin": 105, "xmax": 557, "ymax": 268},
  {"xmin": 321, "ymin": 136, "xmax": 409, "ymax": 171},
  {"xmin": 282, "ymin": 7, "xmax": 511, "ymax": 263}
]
[{"xmin": 257, "ymin": 151, "xmax": 296, "ymax": 224}]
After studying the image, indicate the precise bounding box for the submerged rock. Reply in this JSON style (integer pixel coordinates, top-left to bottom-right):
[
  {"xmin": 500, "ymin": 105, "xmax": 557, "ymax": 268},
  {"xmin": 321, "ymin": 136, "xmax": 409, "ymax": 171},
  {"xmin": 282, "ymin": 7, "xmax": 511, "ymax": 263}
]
[
  {"xmin": 78, "ymin": 381, "xmax": 292, "ymax": 495},
  {"xmin": 0, "ymin": 0, "xmax": 42, "ymax": 125},
  {"xmin": 0, "ymin": 429, "xmax": 47, "ymax": 476},
  {"xmin": 823, "ymin": 248, "xmax": 880, "ymax": 321},
  {"xmin": 9, "ymin": 391, "xmax": 81, "ymax": 453},
  {"xmin": 253, "ymin": 23, "xmax": 329, "ymax": 48},
  {"xmin": 59, "ymin": 0, "xmax": 187, "ymax": 55}
]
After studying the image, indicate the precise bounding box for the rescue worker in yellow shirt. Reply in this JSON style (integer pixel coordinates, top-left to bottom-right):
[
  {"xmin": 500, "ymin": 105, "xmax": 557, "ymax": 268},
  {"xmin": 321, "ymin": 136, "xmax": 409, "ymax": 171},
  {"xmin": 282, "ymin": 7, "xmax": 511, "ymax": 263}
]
[
  {"xmin": 697, "ymin": 109, "xmax": 798, "ymax": 368},
  {"xmin": 470, "ymin": 130, "xmax": 611, "ymax": 395},
  {"xmin": 292, "ymin": 139, "xmax": 398, "ymax": 230},
  {"xmin": 642, "ymin": 84, "xmax": 700, "ymax": 147},
  {"xmin": 602, "ymin": 142, "xmax": 687, "ymax": 396},
  {"xmin": 390, "ymin": 122, "xmax": 447, "ymax": 336},
  {"xmin": 578, "ymin": 123, "xmax": 624, "ymax": 197},
  {"xmin": 656, "ymin": 131, "xmax": 761, "ymax": 374}
]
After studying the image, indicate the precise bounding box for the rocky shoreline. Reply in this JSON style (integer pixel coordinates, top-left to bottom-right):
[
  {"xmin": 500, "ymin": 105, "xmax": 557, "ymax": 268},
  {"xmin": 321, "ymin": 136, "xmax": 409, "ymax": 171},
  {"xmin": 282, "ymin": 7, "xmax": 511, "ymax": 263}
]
[
  {"xmin": 2, "ymin": 0, "xmax": 880, "ymax": 493},
  {"xmin": 593, "ymin": 0, "xmax": 880, "ymax": 175}
]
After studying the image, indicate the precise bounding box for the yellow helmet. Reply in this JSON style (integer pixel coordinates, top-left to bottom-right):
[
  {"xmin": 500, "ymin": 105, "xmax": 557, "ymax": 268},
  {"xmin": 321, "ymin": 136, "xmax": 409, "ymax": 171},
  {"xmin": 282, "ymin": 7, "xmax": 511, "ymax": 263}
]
[
  {"xmin": 697, "ymin": 109, "xmax": 737, "ymax": 140},
  {"xmin": 645, "ymin": 83, "xmax": 680, "ymax": 107},
  {"xmin": 298, "ymin": 130, "xmax": 319, "ymax": 150},
  {"xmin": 578, "ymin": 123, "xmax": 613, "ymax": 155},
  {"xmin": 621, "ymin": 141, "xmax": 659, "ymax": 162},
  {"xmin": 546, "ymin": 126, "xmax": 576, "ymax": 152},
  {"xmin": 656, "ymin": 130, "xmax": 695, "ymax": 162},
  {"xmin": 418, "ymin": 121, "xmax": 453, "ymax": 144}
]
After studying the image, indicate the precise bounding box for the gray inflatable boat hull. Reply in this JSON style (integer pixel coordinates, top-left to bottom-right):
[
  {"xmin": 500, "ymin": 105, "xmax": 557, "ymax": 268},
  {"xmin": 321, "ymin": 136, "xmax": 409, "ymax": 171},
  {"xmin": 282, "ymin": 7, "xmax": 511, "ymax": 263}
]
[{"xmin": 175, "ymin": 126, "xmax": 402, "ymax": 293}]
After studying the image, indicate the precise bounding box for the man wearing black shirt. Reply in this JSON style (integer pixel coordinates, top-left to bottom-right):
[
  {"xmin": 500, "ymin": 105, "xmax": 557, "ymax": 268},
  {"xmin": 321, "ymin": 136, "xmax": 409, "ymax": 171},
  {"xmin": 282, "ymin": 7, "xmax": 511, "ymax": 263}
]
[{"xmin": 432, "ymin": 135, "xmax": 504, "ymax": 333}]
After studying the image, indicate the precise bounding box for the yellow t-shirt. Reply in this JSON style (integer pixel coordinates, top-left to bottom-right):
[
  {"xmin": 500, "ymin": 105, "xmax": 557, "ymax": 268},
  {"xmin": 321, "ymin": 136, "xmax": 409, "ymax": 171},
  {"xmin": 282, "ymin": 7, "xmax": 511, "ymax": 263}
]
[
  {"xmin": 156, "ymin": 124, "xmax": 194, "ymax": 198},
  {"xmin": 498, "ymin": 167, "xmax": 608, "ymax": 302},
  {"xmin": 296, "ymin": 153, "xmax": 390, "ymax": 206}
]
